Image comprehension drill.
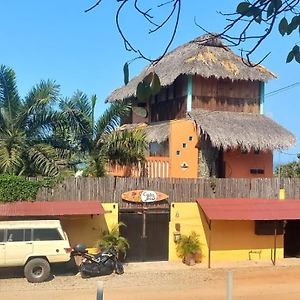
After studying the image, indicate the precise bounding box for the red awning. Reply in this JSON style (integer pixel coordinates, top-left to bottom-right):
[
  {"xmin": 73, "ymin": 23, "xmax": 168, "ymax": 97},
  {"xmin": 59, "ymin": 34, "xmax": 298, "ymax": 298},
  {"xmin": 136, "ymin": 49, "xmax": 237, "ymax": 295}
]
[
  {"xmin": 197, "ymin": 198, "xmax": 300, "ymax": 221},
  {"xmin": 0, "ymin": 201, "xmax": 105, "ymax": 217}
]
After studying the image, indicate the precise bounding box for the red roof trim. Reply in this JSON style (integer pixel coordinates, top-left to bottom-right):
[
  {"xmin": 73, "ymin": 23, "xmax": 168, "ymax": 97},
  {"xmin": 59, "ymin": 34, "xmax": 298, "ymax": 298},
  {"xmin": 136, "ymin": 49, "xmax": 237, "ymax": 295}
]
[
  {"xmin": 0, "ymin": 201, "xmax": 105, "ymax": 216},
  {"xmin": 196, "ymin": 198, "xmax": 300, "ymax": 221}
]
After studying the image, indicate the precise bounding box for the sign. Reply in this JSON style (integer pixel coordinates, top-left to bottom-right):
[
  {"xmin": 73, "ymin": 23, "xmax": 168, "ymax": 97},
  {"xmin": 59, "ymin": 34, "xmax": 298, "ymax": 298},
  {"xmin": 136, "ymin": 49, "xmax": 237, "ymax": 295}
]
[
  {"xmin": 141, "ymin": 190, "xmax": 157, "ymax": 203},
  {"xmin": 180, "ymin": 162, "xmax": 189, "ymax": 171},
  {"xmin": 121, "ymin": 190, "xmax": 168, "ymax": 203}
]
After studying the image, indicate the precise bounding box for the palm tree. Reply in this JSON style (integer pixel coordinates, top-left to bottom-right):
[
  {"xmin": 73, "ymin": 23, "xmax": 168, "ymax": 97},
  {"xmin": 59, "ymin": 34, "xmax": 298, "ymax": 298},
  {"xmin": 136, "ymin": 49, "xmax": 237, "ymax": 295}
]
[
  {"xmin": 0, "ymin": 65, "xmax": 61, "ymax": 176},
  {"xmin": 58, "ymin": 91, "xmax": 147, "ymax": 176},
  {"xmin": 98, "ymin": 222, "xmax": 129, "ymax": 256}
]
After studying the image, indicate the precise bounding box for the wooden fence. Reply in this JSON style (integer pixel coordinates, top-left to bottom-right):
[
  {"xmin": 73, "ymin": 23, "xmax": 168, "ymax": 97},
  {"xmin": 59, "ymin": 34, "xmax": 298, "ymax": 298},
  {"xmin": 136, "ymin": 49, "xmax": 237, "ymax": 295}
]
[{"xmin": 36, "ymin": 177, "xmax": 300, "ymax": 203}]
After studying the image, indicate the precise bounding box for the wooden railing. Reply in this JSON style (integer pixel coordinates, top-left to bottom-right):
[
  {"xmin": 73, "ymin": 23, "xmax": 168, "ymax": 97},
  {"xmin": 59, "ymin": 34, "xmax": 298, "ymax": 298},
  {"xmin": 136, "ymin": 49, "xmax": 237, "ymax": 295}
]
[
  {"xmin": 106, "ymin": 164, "xmax": 142, "ymax": 177},
  {"xmin": 145, "ymin": 157, "xmax": 170, "ymax": 178},
  {"xmin": 106, "ymin": 156, "xmax": 170, "ymax": 178}
]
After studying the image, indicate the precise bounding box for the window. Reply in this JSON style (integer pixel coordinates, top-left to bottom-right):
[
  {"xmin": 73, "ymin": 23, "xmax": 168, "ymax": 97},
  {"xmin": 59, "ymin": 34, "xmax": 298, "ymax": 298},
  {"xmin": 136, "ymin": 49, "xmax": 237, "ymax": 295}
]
[
  {"xmin": 182, "ymin": 143, "xmax": 187, "ymax": 149},
  {"xmin": 188, "ymin": 136, "xmax": 193, "ymax": 141},
  {"xmin": 176, "ymin": 150, "xmax": 181, "ymax": 156},
  {"xmin": 7, "ymin": 229, "xmax": 24, "ymax": 242},
  {"xmin": 25, "ymin": 229, "xmax": 31, "ymax": 241},
  {"xmin": 255, "ymin": 221, "xmax": 284, "ymax": 235},
  {"xmin": 250, "ymin": 168, "xmax": 265, "ymax": 174},
  {"xmin": 33, "ymin": 229, "xmax": 62, "ymax": 241},
  {"xmin": 149, "ymin": 141, "xmax": 169, "ymax": 157},
  {"xmin": 0, "ymin": 230, "xmax": 4, "ymax": 242}
]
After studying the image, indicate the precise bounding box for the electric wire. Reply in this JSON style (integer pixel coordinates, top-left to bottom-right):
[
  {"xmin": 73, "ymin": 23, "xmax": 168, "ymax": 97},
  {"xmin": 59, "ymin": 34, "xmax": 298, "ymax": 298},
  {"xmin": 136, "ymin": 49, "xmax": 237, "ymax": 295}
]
[
  {"xmin": 265, "ymin": 81, "xmax": 300, "ymax": 98},
  {"xmin": 278, "ymin": 150, "xmax": 299, "ymax": 157}
]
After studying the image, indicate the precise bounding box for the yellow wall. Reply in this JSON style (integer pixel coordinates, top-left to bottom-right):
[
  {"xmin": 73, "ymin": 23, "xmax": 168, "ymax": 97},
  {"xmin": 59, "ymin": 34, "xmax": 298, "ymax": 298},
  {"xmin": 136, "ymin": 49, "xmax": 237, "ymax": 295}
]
[
  {"xmin": 210, "ymin": 220, "xmax": 283, "ymax": 262},
  {"xmin": 169, "ymin": 202, "xmax": 283, "ymax": 264},
  {"xmin": 60, "ymin": 203, "xmax": 119, "ymax": 248},
  {"xmin": 169, "ymin": 119, "xmax": 198, "ymax": 178},
  {"xmin": 169, "ymin": 203, "xmax": 208, "ymax": 261}
]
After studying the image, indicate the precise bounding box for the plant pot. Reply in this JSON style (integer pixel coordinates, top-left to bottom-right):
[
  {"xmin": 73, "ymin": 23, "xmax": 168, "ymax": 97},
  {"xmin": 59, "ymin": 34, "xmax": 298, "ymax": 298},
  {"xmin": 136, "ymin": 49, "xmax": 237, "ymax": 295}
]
[
  {"xmin": 184, "ymin": 254, "xmax": 196, "ymax": 266},
  {"xmin": 195, "ymin": 251, "xmax": 202, "ymax": 263}
]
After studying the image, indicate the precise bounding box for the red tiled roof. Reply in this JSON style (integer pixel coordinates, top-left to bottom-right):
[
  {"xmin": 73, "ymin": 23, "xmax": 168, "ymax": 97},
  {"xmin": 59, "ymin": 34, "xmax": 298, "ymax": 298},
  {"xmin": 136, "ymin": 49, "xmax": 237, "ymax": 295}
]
[
  {"xmin": 0, "ymin": 201, "xmax": 104, "ymax": 216},
  {"xmin": 196, "ymin": 198, "xmax": 300, "ymax": 221}
]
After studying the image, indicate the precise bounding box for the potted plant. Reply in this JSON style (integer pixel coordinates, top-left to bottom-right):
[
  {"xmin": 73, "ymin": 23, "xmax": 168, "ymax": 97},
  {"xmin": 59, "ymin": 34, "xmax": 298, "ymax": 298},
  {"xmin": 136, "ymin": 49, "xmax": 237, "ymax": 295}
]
[
  {"xmin": 98, "ymin": 222, "xmax": 129, "ymax": 259},
  {"xmin": 176, "ymin": 231, "xmax": 202, "ymax": 266}
]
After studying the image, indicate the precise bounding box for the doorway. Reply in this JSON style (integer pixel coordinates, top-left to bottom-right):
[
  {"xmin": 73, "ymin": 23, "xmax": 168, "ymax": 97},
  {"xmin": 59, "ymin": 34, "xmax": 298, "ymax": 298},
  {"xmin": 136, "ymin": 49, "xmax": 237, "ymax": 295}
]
[
  {"xmin": 119, "ymin": 209, "xmax": 169, "ymax": 262},
  {"xmin": 284, "ymin": 220, "xmax": 300, "ymax": 257}
]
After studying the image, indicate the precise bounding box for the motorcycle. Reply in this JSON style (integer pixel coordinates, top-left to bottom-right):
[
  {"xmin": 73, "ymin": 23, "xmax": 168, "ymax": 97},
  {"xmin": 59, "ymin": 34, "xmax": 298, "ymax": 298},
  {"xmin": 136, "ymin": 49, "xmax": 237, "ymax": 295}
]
[{"xmin": 72, "ymin": 243, "xmax": 124, "ymax": 278}]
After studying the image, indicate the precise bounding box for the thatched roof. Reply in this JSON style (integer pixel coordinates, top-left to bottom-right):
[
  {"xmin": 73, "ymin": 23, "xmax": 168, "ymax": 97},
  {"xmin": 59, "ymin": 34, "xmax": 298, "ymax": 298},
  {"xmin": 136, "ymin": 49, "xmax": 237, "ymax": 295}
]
[
  {"xmin": 119, "ymin": 121, "xmax": 170, "ymax": 144},
  {"xmin": 107, "ymin": 34, "xmax": 276, "ymax": 102},
  {"xmin": 188, "ymin": 109, "xmax": 296, "ymax": 151}
]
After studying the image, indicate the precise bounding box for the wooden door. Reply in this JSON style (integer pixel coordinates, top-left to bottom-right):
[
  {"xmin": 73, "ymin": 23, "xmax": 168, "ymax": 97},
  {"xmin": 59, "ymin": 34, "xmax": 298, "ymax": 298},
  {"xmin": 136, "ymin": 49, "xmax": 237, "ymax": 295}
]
[{"xmin": 119, "ymin": 210, "xmax": 169, "ymax": 262}]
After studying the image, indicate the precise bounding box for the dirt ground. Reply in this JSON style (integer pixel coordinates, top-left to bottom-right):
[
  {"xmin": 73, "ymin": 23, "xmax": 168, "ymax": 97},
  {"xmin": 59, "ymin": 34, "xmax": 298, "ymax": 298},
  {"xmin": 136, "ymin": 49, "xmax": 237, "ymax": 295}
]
[{"xmin": 2, "ymin": 259, "xmax": 300, "ymax": 300}]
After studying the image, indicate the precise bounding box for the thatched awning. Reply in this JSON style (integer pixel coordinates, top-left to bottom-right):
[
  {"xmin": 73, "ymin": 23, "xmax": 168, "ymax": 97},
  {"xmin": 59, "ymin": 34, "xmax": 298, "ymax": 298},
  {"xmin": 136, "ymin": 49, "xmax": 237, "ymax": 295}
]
[
  {"xmin": 107, "ymin": 34, "xmax": 275, "ymax": 102},
  {"xmin": 188, "ymin": 109, "xmax": 296, "ymax": 151},
  {"xmin": 119, "ymin": 121, "xmax": 170, "ymax": 144}
]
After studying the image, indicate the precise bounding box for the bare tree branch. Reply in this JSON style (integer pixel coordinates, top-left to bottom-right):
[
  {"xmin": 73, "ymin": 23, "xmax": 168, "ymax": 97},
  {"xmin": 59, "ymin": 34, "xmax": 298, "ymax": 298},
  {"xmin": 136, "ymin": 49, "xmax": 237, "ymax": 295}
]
[
  {"xmin": 85, "ymin": 0, "xmax": 300, "ymax": 67},
  {"xmin": 85, "ymin": 0, "xmax": 181, "ymax": 64},
  {"xmin": 85, "ymin": 0, "xmax": 102, "ymax": 13}
]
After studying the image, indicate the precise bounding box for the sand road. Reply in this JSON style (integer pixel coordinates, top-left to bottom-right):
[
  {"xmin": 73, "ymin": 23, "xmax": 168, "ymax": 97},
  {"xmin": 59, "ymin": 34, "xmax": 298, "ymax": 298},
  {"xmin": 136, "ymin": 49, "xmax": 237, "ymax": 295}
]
[{"xmin": 1, "ymin": 260, "xmax": 300, "ymax": 300}]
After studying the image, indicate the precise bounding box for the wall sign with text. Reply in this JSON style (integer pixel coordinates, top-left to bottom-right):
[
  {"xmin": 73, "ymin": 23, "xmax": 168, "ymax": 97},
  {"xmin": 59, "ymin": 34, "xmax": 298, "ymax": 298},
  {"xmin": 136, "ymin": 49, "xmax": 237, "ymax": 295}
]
[{"xmin": 121, "ymin": 190, "xmax": 168, "ymax": 203}]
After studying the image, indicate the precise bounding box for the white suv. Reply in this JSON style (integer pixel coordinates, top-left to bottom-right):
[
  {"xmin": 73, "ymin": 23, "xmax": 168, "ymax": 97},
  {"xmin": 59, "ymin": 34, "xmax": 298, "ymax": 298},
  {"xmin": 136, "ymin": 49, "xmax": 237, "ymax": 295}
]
[{"xmin": 0, "ymin": 220, "xmax": 72, "ymax": 282}]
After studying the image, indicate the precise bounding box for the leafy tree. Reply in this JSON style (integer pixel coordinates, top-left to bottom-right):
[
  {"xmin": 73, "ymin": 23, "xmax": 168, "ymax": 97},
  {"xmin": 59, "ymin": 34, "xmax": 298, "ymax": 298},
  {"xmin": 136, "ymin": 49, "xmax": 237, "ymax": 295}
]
[
  {"xmin": 216, "ymin": 0, "xmax": 300, "ymax": 65},
  {"xmin": 0, "ymin": 65, "xmax": 61, "ymax": 176},
  {"xmin": 57, "ymin": 91, "xmax": 147, "ymax": 176},
  {"xmin": 275, "ymin": 154, "xmax": 300, "ymax": 178}
]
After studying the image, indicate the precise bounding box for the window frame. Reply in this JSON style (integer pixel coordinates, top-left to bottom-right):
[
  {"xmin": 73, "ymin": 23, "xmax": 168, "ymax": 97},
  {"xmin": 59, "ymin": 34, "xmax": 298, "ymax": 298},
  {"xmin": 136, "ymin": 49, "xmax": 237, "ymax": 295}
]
[{"xmin": 33, "ymin": 228, "xmax": 63, "ymax": 241}]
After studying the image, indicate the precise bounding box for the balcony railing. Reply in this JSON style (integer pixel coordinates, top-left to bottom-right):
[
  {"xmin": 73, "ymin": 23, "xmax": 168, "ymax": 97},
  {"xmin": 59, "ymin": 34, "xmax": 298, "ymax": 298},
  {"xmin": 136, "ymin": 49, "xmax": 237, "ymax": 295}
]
[
  {"xmin": 107, "ymin": 157, "xmax": 170, "ymax": 178},
  {"xmin": 145, "ymin": 157, "xmax": 170, "ymax": 178}
]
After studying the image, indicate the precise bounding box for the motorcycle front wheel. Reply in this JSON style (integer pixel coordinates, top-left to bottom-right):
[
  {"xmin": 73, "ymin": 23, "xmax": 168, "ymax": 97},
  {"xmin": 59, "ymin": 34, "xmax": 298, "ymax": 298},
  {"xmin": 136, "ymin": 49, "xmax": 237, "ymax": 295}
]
[{"xmin": 115, "ymin": 261, "xmax": 124, "ymax": 275}]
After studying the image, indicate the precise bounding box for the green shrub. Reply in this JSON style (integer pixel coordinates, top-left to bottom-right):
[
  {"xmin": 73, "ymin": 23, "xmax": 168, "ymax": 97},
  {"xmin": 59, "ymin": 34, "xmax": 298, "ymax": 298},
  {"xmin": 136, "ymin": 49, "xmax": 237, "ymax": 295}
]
[
  {"xmin": 176, "ymin": 231, "xmax": 201, "ymax": 258},
  {"xmin": 0, "ymin": 175, "xmax": 60, "ymax": 202},
  {"xmin": 98, "ymin": 222, "xmax": 129, "ymax": 257}
]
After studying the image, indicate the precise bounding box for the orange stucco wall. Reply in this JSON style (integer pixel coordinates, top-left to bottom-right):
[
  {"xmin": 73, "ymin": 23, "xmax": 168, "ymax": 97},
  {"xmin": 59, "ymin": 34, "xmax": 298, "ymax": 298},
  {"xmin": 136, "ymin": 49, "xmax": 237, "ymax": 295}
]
[
  {"xmin": 169, "ymin": 119, "xmax": 198, "ymax": 178},
  {"xmin": 224, "ymin": 149, "xmax": 273, "ymax": 178}
]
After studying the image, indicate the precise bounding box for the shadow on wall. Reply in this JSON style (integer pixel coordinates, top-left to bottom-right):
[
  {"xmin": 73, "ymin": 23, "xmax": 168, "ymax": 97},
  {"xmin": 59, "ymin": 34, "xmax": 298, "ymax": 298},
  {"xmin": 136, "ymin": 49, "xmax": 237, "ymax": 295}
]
[{"xmin": 60, "ymin": 215, "xmax": 108, "ymax": 248}]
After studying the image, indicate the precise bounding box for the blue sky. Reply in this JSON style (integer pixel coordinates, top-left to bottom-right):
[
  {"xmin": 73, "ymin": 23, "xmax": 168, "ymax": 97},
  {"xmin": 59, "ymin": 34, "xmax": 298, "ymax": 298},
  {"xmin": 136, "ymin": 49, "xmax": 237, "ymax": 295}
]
[{"xmin": 1, "ymin": 1, "xmax": 299, "ymax": 165}]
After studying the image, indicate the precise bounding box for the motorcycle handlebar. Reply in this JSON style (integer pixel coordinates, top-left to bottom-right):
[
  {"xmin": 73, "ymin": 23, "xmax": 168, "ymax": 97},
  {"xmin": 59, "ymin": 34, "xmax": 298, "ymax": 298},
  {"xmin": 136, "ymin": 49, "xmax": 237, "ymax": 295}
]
[{"xmin": 71, "ymin": 247, "xmax": 117, "ymax": 258}]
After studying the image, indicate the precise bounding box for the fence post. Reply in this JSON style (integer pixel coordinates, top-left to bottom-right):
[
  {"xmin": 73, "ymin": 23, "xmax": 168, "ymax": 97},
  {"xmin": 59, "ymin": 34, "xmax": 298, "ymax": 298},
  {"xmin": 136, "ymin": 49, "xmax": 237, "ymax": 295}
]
[
  {"xmin": 227, "ymin": 271, "xmax": 233, "ymax": 300},
  {"xmin": 97, "ymin": 281, "xmax": 103, "ymax": 300}
]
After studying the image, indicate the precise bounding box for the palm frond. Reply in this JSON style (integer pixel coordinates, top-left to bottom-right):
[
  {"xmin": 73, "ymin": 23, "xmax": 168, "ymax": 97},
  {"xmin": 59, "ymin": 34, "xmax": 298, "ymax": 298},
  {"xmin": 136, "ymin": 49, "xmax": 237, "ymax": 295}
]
[
  {"xmin": 27, "ymin": 143, "xmax": 59, "ymax": 176},
  {"xmin": 100, "ymin": 129, "xmax": 147, "ymax": 166},
  {"xmin": 24, "ymin": 79, "xmax": 60, "ymax": 111},
  {"xmin": 91, "ymin": 94, "xmax": 97, "ymax": 131},
  {"xmin": 24, "ymin": 110, "xmax": 59, "ymax": 138},
  {"xmin": 59, "ymin": 95, "xmax": 92, "ymax": 134},
  {"xmin": 98, "ymin": 222, "xmax": 129, "ymax": 255},
  {"xmin": 94, "ymin": 101, "xmax": 131, "ymax": 142},
  {"xmin": 58, "ymin": 92, "xmax": 96, "ymax": 155},
  {"xmin": 83, "ymin": 155, "xmax": 106, "ymax": 177},
  {"xmin": 70, "ymin": 90, "xmax": 92, "ymax": 120},
  {"xmin": 0, "ymin": 139, "xmax": 24, "ymax": 175},
  {"xmin": 0, "ymin": 108, "xmax": 11, "ymax": 132},
  {"xmin": 0, "ymin": 65, "xmax": 21, "ymax": 125}
]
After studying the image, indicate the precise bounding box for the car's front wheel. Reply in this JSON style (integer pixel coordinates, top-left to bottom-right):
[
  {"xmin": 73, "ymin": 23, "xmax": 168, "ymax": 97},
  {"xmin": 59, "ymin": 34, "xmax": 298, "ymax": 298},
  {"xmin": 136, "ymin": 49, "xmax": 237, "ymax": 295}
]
[{"xmin": 24, "ymin": 258, "xmax": 51, "ymax": 283}]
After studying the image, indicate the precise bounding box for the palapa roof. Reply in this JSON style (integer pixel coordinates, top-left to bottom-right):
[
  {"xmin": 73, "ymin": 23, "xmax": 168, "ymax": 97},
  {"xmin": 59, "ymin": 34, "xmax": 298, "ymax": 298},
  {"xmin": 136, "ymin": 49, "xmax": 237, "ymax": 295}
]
[
  {"xmin": 119, "ymin": 121, "xmax": 170, "ymax": 144},
  {"xmin": 188, "ymin": 109, "xmax": 296, "ymax": 151},
  {"xmin": 107, "ymin": 34, "xmax": 276, "ymax": 102},
  {"xmin": 118, "ymin": 109, "xmax": 295, "ymax": 151}
]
